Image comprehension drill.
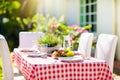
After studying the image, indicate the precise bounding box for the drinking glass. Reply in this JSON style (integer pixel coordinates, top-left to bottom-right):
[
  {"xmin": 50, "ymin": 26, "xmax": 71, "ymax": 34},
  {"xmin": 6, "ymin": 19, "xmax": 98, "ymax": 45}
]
[
  {"xmin": 32, "ymin": 41, "xmax": 39, "ymax": 50},
  {"xmin": 39, "ymin": 44, "xmax": 48, "ymax": 58},
  {"xmin": 63, "ymin": 35, "xmax": 71, "ymax": 50}
]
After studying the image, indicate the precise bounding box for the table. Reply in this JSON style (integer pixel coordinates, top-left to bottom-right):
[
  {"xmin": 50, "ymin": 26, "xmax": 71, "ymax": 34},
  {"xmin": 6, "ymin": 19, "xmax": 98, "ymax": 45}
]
[{"xmin": 12, "ymin": 48, "xmax": 114, "ymax": 80}]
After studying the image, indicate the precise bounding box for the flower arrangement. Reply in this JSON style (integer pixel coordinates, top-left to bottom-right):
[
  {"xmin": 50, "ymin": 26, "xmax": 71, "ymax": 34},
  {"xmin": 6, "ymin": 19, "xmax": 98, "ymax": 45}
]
[
  {"xmin": 31, "ymin": 14, "xmax": 92, "ymax": 49},
  {"xmin": 69, "ymin": 24, "xmax": 92, "ymax": 50},
  {"xmin": 31, "ymin": 14, "xmax": 72, "ymax": 47},
  {"xmin": 69, "ymin": 24, "xmax": 92, "ymax": 40}
]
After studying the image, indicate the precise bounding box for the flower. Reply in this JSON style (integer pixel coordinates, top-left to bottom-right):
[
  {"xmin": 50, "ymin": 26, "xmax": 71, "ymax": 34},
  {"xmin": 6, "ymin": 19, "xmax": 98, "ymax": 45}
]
[
  {"xmin": 50, "ymin": 23, "xmax": 56, "ymax": 30},
  {"xmin": 68, "ymin": 24, "xmax": 92, "ymax": 50},
  {"xmin": 69, "ymin": 24, "xmax": 92, "ymax": 41},
  {"xmin": 31, "ymin": 14, "xmax": 92, "ymax": 48}
]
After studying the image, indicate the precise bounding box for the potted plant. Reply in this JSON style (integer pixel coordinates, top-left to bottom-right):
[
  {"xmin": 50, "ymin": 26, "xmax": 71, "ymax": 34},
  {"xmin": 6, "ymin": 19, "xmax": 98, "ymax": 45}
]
[
  {"xmin": 37, "ymin": 33, "xmax": 62, "ymax": 53},
  {"xmin": 30, "ymin": 14, "xmax": 92, "ymax": 51}
]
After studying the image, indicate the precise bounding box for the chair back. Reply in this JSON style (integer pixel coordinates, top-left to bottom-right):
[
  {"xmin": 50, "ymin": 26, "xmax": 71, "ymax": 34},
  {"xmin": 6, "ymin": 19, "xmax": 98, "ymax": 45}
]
[
  {"xmin": 19, "ymin": 32, "xmax": 44, "ymax": 48},
  {"xmin": 95, "ymin": 33, "xmax": 118, "ymax": 72},
  {"xmin": 78, "ymin": 33, "xmax": 94, "ymax": 57},
  {"xmin": 0, "ymin": 34, "xmax": 14, "ymax": 80}
]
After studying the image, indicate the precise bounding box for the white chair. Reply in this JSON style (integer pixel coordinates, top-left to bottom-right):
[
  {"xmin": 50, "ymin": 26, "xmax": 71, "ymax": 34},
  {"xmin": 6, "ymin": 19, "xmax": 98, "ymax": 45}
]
[
  {"xmin": 95, "ymin": 33, "xmax": 118, "ymax": 72},
  {"xmin": 19, "ymin": 32, "xmax": 44, "ymax": 48},
  {"xmin": 77, "ymin": 33, "xmax": 94, "ymax": 57},
  {"xmin": 0, "ymin": 34, "xmax": 25, "ymax": 80}
]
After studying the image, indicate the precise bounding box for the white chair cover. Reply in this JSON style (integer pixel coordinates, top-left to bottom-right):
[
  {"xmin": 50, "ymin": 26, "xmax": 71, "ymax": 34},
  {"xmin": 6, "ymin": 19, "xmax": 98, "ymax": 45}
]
[
  {"xmin": 95, "ymin": 33, "xmax": 118, "ymax": 72},
  {"xmin": 0, "ymin": 34, "xmax": 25, "ymax": 80},
  {"xmin": 19, "ymin": 32, "xmax": 44, "ymax": 48},
  {"xmin": 78, "ymin": 33, "xmax": 94, "ymax": 57},
  {"xmin": 0, "ymin": 35, "xmax": 14, "ymax": 80}
]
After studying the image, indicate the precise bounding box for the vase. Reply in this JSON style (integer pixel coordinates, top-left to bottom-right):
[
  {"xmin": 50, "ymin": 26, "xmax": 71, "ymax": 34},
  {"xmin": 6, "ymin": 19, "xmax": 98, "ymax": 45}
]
[
  {"xmin": 47, "ymin": 45, "xmax": 61, "ymax": 53},
  {"xmin": 38, "ymin": 44, "xmax": 61, "ymax": 53}
]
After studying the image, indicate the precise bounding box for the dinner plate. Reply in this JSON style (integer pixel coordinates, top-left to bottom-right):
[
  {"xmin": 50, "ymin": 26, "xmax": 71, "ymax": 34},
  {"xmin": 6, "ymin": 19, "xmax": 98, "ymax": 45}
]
[
  {"xmin": 26, "ymin": 52, "xmax": 48, "ymax": 57},
  {"xmin": 19, "ymin": 48, "xmax": 46, "ymax": 57},
  {"xmin": 58, "ymin": 56, "xmax": 83, "ymax": 62},
  {"xmin": 19, "ymin": 48, "xmax": 37, "ymax": 52}
]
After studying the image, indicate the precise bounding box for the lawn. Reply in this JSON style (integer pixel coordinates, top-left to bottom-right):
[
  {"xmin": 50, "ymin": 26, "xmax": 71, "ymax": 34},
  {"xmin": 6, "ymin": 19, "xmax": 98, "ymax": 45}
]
[{"xmin": 0, "ymin": 57, "xmax": 3, "ymax": 80}]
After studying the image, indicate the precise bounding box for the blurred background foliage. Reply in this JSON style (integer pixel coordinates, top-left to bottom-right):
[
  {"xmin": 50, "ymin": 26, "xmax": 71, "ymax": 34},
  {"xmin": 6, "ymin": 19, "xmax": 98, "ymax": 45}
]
[
  {"xmin": 0, "ymin": 0, "xmax": 38, "ymax": 51},
  {"xmin": 0, "ymin": 0, "xmax": 92, "ymax": 51}
]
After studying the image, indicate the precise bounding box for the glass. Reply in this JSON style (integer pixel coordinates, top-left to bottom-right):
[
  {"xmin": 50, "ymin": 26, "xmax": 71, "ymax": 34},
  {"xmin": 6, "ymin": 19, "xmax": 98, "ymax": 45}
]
[
  {"xmin": 63, "ymin": 35, "xmax": 71, "ymax": 50},
  {"xmin": 39, "ymin": 44, "xmax": 48, "ymax": 53},
  {"xmin": 64, "ymin": 40, "xmax": 69, "ymax": 48},
  {"xmin": 38, "ymin": 44, "xmax": 48, "ymax": 58},
  {"xmin": 32, "ymin": 40, "xmax": 39, "ymax": 50}
]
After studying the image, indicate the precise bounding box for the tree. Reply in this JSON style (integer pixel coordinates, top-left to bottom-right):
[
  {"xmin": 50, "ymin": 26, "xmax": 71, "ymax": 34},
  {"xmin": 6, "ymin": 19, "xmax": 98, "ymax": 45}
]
[{"xmin": 0, "ymin": 0, "xmax": 38, "ymax": 51}]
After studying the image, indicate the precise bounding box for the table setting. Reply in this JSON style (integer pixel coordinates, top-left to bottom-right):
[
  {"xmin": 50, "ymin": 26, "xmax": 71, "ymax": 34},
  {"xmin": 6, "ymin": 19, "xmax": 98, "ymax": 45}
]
[
  {"xmin": 12, "ymin": 47, "xmax": 114, "ymax": 80},
  {"xmin": 13, "ymin": 47, "xmax": 85, "ymax": 62}
]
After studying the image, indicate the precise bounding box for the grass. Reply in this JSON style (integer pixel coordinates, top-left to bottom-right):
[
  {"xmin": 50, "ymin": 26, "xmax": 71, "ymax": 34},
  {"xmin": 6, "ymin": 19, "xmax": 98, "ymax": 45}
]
[
  {"xmin": 113, "ymin": 73, "xmax": 120, "ymax": 80},
  {"xmin": 0, "ymin": 57, "xmax": 3, "ymax": 80}
]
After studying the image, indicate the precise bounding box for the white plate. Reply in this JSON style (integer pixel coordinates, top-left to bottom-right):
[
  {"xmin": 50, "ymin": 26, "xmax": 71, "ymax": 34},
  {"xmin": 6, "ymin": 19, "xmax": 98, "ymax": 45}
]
[
  {"xmin": 58, "ymin": 56, "xmax": 83, "ymax": 62},
  {"xmin": 20, "ymin": 50, "xmax": 46, "ymax": 57},
  {"xmin": 19, "ymin": 48, "xmax": 37, "ymax": 52},
  {"xmin": 26, "ymin": 52, "xmax": 47, "ymax": 57}
]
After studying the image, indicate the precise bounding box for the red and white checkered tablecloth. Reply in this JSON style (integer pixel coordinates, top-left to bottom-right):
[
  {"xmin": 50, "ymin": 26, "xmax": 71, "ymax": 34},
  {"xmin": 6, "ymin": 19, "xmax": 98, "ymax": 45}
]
[{"xmin": 12, "ymin": 48, "xmax": 114, "ymax": 80}]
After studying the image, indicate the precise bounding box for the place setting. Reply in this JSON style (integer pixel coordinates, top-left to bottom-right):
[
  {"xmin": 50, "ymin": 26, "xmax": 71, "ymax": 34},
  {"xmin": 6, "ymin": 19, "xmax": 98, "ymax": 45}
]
[{"xmin": 18, "ymin": 47, "xmax": 48, "ymax": 58}]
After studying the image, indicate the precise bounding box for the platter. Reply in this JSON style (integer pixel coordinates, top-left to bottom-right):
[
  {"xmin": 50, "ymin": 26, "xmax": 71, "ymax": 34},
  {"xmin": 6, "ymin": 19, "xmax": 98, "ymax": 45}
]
[{"xmin": 58, "ymin": 56, "xmax": 83, "ymax": 62}]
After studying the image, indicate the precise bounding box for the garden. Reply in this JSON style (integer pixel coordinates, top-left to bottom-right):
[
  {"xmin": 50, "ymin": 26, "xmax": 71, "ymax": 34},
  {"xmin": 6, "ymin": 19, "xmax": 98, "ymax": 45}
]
[
  {"xmin": 0, "ymin": 0, "xmax": 94, "ymax": 79},
  {"xmin": 0, "ymin": 0, "xmax": 120, "ymax": 80}
]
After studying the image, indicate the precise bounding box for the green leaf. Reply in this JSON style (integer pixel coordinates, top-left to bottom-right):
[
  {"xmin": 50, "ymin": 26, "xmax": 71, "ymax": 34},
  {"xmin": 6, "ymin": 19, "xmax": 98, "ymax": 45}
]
[
  {"xmin": 7, "ymin": 1, "xmax": 21, "ymax": 13},
  {"xmin": 10, "ymin": 1, "xmax": 21, "ymax": 9},
  {"xmin": 84, "ymin": 24, "xmax": 92, "ymax": 30}
]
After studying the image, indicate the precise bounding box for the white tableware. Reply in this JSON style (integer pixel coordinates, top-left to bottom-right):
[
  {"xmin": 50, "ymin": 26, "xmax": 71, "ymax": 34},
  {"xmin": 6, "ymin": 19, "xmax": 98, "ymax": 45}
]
[{"xmin": 58, "ymin": 56, "xmax": 83, "ymax": 62}]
